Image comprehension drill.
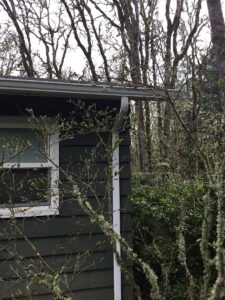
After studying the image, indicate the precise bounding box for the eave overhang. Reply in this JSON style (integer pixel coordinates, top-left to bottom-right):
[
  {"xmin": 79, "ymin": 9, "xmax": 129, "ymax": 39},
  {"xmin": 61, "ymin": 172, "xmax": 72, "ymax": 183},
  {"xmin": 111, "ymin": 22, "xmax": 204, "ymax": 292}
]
[{"xmin": 0, "ymin": 77, "xmax": 168, "ymax": 101}]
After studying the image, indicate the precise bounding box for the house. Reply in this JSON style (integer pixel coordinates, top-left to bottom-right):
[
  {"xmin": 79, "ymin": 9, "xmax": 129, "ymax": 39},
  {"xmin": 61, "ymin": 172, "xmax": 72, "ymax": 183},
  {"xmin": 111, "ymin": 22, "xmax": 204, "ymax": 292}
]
[{"xmin": 0, "ymin": 77, "xmax": 161, "ymax": 300}]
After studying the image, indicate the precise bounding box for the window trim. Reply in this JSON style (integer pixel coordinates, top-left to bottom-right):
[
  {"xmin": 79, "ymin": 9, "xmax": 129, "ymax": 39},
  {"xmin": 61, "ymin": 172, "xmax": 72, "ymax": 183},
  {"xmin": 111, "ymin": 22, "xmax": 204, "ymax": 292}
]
[{"xmin": 0, "ymin": 116, "xmax": 59, "ymax": 218}]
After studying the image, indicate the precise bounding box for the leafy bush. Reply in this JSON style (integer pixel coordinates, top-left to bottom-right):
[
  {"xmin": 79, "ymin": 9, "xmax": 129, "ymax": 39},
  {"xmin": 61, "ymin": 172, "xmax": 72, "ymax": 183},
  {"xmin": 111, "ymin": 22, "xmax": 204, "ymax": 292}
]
[{"xmin": 131, "ymin": 173, "xmax": 205, "ymax": 299}]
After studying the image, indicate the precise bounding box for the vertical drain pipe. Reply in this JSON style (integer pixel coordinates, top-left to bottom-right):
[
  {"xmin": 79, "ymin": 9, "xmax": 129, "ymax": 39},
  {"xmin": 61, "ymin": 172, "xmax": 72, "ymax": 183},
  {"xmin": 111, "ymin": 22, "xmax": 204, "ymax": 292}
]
[{"xmin": 112, "ymin": 96, "xmax": 129, "ymax": 300}]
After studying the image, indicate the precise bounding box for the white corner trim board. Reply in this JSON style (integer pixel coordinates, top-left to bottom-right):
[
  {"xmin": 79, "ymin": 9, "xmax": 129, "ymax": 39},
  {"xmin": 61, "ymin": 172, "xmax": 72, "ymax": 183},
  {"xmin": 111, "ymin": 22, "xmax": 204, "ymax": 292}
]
[{"xmin": 112, "ymin": 96, "xmax": 129, "ymax": 300}]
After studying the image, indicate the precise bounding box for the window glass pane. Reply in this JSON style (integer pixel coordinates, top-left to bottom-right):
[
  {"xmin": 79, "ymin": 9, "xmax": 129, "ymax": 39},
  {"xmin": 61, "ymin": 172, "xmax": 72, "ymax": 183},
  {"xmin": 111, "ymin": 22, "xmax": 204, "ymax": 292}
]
[
  {"xmin": 0, "ymin": 128, "xmax": 47, "ymax": 163},
  {"xmin": 0, "ymin": 168, "xmax": 49, "ymax": 206}
]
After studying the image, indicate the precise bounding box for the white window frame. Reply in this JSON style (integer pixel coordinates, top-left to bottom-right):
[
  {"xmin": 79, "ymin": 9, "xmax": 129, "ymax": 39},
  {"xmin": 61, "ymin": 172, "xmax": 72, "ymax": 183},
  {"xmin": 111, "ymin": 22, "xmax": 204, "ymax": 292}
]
[{"xmin": 0, "ymin": 116, "xmax": 59, "ymax": 218}]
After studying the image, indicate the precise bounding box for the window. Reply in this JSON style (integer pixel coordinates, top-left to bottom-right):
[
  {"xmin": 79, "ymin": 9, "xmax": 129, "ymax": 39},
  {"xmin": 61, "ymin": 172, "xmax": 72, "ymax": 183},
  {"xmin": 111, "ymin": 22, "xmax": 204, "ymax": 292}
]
[{"xmin": 0, "ymin": 117, "xmax": 59, "ymax": 218}]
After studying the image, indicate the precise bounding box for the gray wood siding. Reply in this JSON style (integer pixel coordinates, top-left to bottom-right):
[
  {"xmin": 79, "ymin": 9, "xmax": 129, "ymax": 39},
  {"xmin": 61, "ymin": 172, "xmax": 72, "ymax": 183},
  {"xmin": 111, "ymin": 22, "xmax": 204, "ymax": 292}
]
[
  {"xmin": 0, "ymin": 131, "xmax": 133, "ymax": 299},
  {"xmin": 1, "ymin": 283, "xmax": 133, "ymax": 300}
]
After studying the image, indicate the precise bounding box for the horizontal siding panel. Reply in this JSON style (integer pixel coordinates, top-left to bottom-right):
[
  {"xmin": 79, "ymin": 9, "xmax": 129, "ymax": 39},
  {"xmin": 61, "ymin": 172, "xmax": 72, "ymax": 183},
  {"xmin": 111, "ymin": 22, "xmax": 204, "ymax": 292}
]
[
  {"xmin": 0, "ymin": 253, "xmax": 132, "ymax": 281},
  {"xmin": 61, "ymin": 178, "xmax": 131, "ymax": 198},
  {"xmin": 2, "ymin": 284, "xmax": 133, "ymax": 300},
  {"xmin": 0, "ymin": 251, "xmax": 132, "ymax": 280},
  {"xmin": 0, "ymin": 214, "xmax": 132, "ymax": 240},
  {"xmin": 60, "ymin": 132, "xmax": 130, "ymax": 147},
  {"xmin": 0, "ymin": 269, "xmax": 109, "ymax": 298},
  {"xmin": 59, "ymin": 145, "xmax": 130, "ymax": 163},
  {"xmin": 60, "ymin": 133, "xmax": 111, "ymax": 147},
  {"xmin": 0, "ymin": 269, "xmax": 113, "ymax": 298},
  {"xmin": 0, "ymin": 234, "xmax": 109, "ymax": 260},
  {"xmin": 0, "ymin": 233, "xmax": 132, "ymax": 260},
  {"xmin": 0, "ymin": 252, "xmax": 116, "ymax": 279},
  {"xmin": 59, "ymin": 161, "xmax": 131, "ymax": 180},
  {"xmin": 0, "ymin": 269, "xmax": 133, "ymax": 298},
  {"xmin": 59, "ymin": 196, "xmax": 132, "ymax": 216}
]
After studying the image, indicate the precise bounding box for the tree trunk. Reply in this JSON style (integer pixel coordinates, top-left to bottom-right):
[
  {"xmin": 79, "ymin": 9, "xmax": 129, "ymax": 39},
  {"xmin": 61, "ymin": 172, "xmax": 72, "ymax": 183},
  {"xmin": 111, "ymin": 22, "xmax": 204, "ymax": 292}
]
[
  {"xmin": 207, "ymin": 0, "xmax": 225, "ymax": 115},
  {"xmin": 135, "ymin": 100, "xmax": 149, "ymax": 172},
  {"xmin": 144, "ymin": 100, "xmax": 152, "ymax": 172}
]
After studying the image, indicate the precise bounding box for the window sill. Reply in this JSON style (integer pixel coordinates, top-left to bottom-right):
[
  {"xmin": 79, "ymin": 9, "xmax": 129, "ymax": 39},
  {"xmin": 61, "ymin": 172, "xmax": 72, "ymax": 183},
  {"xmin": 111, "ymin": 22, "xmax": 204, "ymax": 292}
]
[{"xmin": 0, "ymin": 206, "xmax": 59, "ymax": 218}]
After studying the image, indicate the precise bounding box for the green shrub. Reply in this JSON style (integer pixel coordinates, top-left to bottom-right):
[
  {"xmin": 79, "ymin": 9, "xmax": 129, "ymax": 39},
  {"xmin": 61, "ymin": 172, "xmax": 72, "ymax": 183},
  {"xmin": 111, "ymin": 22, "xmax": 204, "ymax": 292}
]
[{"xmin": 131, "ymin": 174, "xmax": 205, "ymax": 299}]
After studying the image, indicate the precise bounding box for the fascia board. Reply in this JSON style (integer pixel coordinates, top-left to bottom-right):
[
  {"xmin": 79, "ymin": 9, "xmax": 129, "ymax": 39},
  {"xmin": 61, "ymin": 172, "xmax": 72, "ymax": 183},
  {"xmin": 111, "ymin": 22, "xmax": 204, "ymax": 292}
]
[{"xmin": 0, "ymin": 78, "xmax": 167, "ymax": 100}]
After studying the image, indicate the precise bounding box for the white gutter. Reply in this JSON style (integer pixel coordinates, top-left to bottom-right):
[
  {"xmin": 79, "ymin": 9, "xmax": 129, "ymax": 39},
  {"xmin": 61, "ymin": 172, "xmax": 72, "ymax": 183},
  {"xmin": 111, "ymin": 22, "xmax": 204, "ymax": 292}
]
[{"xmin": 112, "ymin": 96, "xmax": 129, "ymax": 300}]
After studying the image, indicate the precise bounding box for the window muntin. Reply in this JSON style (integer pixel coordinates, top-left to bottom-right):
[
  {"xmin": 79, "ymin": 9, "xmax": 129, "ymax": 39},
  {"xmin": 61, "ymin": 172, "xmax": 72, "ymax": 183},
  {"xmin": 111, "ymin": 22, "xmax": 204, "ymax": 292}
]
[{"xmin": 0, "ymin": 117, "xmax": 59, "ymax": 218}]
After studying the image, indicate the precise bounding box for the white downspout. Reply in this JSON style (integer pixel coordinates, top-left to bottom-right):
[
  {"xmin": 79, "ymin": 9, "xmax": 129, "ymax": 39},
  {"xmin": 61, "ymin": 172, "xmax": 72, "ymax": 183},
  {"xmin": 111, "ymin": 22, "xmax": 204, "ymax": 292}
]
[{"xmin": 112, "ymin": 96, "xmax": 129, "ymax": 300}]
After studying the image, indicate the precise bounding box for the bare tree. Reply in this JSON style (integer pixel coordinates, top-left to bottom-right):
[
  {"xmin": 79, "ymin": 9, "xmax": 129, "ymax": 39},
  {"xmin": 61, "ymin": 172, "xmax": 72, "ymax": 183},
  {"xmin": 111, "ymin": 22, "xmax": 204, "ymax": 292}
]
[
  {"xmin": 0, "ymin": 25, "xmax": 21, "ymax": 76},
  {"xmin": 161, "ymin": 0, "xmax": 202, "ymax": 168},
  {"xmin": 61, "ymin": 0, "xmax": 99, "ymax": 81},
  {"xmin": 1, "ymin": 0, "xmax": 74, "ymax": 79},
  {"xmin": 25, "ymin": 0, "xmax": 72, "ymax": 79},
  {"xmin": 86, "ymin": 0, "xmax": 159, "ymax": 172},
  {"xmin": 0, "ymin": 0, "xmax": 36, "ymax": 77}
]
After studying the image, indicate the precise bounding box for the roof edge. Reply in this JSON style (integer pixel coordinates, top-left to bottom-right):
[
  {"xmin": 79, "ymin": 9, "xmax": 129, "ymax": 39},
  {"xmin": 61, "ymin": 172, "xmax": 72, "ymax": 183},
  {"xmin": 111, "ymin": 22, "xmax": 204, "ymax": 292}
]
[{"xmin": 0, "ymin": 77, "xmax": 167, "ymax": 100}]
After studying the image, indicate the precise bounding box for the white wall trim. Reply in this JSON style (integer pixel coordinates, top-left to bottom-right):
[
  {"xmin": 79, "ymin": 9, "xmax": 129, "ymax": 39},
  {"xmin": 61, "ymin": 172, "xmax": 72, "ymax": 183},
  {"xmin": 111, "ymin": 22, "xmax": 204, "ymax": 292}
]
[
  {"xmin": 112, "ymin": 130, "xmax": 122, "ymax": 300},
  {"xmin": 112, "ymin": 96, "xmax": 129, "ymax": 300}
]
